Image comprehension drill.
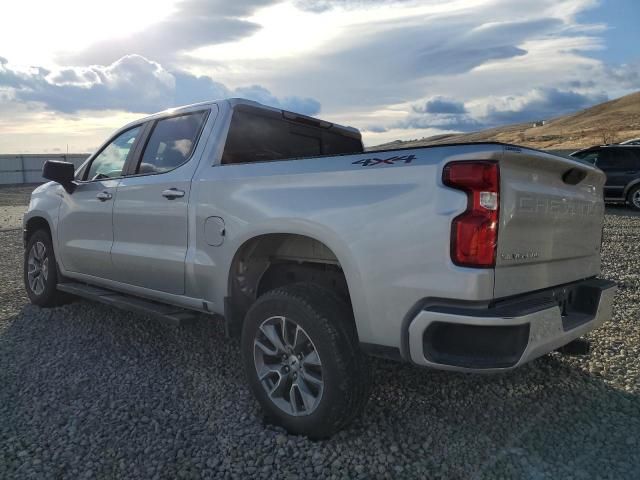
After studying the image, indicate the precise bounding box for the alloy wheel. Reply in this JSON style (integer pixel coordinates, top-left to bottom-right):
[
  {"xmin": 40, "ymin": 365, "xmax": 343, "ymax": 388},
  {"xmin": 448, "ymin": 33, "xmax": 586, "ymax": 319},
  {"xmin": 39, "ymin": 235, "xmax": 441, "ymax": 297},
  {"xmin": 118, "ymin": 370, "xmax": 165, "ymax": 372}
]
[
  {"xmin": 253, "ymin": 316, "xmax": 324, "ymax": 416},
  {"xmin": 27, "ymin": 241, "xmax": 49, "ymax": 295}
]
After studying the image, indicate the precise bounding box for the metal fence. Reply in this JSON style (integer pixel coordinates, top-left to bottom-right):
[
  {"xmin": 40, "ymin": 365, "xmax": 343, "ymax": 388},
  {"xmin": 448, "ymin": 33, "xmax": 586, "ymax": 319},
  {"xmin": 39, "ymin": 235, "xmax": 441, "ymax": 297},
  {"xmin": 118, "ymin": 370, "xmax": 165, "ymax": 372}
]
[{"xmin": 0, "ymin": 154, "xmax": 89, "ymax": 185}]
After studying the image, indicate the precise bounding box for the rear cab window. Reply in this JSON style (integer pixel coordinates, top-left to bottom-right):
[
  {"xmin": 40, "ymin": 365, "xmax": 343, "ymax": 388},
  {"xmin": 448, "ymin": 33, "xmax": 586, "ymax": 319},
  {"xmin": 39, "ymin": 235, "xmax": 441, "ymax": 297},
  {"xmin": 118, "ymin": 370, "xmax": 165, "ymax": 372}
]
[{"xmin": 221, "ymin": 106, "xmax": 363, "ymax": 165}]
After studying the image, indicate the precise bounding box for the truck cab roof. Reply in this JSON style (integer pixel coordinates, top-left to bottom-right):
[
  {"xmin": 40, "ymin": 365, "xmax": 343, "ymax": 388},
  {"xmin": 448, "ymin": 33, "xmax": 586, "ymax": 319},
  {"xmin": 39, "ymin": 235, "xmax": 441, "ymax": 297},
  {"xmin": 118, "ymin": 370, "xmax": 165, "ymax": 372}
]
[{"xmin": 119, "ymin": 97, "xmax": 361, "ymax": 141}]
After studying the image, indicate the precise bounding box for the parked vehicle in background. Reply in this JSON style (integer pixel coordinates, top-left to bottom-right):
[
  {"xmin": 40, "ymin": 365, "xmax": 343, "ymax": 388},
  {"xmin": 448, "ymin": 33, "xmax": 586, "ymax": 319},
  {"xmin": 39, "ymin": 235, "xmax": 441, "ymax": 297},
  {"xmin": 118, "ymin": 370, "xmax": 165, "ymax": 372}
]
[
  {"xmin": 570, "ymin": 145, "xmax": 640, "ymax": 210},
  {"xmin": 24, "ymin": 98, "xmax": 616, "ymax": 437},
  {"xmin": 620, "ymin": 138, "xmax": 640, "ymax": 146}
]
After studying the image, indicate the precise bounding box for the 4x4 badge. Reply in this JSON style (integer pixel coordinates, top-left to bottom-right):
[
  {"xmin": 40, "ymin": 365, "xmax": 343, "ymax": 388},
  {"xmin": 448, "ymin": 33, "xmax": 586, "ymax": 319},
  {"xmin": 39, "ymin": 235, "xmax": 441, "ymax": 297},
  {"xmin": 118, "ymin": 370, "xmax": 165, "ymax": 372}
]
[{"xmin": 352, "ymin": 154, "xmax": 416, "ymax": 167}]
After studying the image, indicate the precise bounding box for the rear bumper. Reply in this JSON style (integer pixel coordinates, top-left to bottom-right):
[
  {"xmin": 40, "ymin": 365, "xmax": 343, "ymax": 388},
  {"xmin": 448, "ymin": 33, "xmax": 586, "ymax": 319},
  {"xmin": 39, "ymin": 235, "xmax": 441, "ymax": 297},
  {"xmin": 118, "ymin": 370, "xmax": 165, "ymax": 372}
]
[{"xmin": 406, "ymin": 278, "xmax": 616, "ymax": 372}]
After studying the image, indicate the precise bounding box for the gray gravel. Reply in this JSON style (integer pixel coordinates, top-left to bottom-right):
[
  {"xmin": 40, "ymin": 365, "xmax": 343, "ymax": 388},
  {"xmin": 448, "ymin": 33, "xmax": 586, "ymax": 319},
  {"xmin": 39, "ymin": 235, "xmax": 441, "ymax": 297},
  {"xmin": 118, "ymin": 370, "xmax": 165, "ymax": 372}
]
[
  {"xmin": 0, "ymin": 185, "xmax": 36, "ymax": 231},
  {"xmin": 1, "ymin": 201, "xmax": 639, "ymax": 479},
  {"xmin": 0, "ymin": 184, "xmax": 38, "ymax": 207}
]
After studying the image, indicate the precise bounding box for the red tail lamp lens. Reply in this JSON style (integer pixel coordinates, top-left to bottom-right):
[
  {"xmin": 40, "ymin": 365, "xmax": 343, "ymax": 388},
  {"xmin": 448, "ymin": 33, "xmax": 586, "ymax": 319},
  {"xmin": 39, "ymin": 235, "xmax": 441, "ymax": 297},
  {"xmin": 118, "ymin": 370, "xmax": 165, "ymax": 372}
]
[{"xmin": 443, "ymin": 161, "xmax": 499, "ymax": 268}]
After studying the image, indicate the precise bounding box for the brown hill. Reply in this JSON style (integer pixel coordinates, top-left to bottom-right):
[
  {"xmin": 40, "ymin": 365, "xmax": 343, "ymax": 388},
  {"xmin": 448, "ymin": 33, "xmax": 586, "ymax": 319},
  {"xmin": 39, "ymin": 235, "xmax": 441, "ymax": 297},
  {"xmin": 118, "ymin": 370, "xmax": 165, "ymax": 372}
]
[{"xmin": 374, "ymin": 91, "xmax": 640, "ymax": 151}]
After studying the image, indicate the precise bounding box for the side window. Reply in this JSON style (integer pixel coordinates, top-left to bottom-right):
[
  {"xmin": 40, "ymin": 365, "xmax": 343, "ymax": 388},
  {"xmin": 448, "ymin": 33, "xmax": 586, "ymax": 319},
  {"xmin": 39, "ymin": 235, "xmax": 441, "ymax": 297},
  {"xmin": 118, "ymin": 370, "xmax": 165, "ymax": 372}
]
[
  {"xmin": 85, "ymin": 126, "xmax": 141, "ymax": 181},
  {"xmin": 221, "ymin": 111, "xmax": 321, "ymax": 164},
  {"xmin": 220, "ymin": 108, "xmax": 363, "ymax": 165},
  {"xmin": 596, "ymin": 150, "xmax": 614, "ymax": 169},
  {"xmin": 136, "ymin": 111, "xmax": 207, "ymax": 174},
  {"xmin": 574, "ymin": 150, "xmax": 600, "ymax": 165},
  {"xmin": 614, "ymin": 149, "xmax": 640, "ymax": 170}
]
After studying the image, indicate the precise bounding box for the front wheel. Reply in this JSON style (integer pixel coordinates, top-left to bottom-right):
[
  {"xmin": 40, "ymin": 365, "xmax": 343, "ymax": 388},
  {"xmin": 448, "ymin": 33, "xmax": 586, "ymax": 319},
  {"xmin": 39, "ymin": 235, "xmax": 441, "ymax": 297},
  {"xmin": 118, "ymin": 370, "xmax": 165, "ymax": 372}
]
[
  {"xmin": 24, "ymin": 229, "xmax": 66, "ymax": 307},
  {"xmin": 628, "ymin": 185, "xmax": 640, "ymax": 211},
  {"xmin": 241, "ymin": 283, "xmax": 370, "ymax": 438}
]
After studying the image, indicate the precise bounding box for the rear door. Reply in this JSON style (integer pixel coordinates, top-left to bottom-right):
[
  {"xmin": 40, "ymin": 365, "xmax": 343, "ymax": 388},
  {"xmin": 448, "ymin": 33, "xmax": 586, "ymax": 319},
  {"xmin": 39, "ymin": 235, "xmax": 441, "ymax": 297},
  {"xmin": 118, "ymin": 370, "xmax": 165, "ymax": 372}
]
[
  {"xmin": 494, "ymin": 147, "xmax": 606, "ymax": 298},
  {"xmin": 110, "ymin": 109, "xmax": 211, "ymax": 294},
  {"xmin": 57, "ymin": 125, "xmax": 143, "ymax": 279},
  {"xmin": 598, "ymin": 148, "xmax": 640, "ymax": 199}
]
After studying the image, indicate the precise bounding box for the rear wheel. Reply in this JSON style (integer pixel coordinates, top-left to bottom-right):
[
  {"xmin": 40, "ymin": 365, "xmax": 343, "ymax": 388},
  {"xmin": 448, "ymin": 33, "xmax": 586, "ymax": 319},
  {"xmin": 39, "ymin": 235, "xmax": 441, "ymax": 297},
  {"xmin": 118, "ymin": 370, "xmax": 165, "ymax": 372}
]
[
  {"xmin": 24, "ymin": 229, "xmax": 67, "ymax": 307},
  {"xmin": 241, "ymin": 283, "xmax": 369, "ymax": 438},
  {"xmin": 628, "ymin": 185, "xmax": 640, "ymax": 211}
]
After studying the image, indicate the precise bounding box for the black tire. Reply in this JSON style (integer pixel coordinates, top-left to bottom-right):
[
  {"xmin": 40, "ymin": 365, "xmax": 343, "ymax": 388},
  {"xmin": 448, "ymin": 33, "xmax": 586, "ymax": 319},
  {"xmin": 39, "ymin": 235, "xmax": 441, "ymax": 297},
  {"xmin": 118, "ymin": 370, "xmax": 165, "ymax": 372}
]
[
  {"xmin": 24, "ymin": 229, "xmax": 67, "ymax": 307},
  {"xmin": 241, "ymin": 283, "xmax": 370, "ymax": 438},
  {"xmin": 627, "ymin": 185, "xmax": 640, "ymax": 211}
]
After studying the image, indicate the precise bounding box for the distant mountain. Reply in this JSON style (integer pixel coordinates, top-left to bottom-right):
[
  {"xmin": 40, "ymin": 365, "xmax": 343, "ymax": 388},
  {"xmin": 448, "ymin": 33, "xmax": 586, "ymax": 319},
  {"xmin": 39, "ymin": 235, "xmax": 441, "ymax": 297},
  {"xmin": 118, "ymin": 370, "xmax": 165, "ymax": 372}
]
[{"xmin": 373, "ymin": 91, "xmax": 640, "ymax": 151}]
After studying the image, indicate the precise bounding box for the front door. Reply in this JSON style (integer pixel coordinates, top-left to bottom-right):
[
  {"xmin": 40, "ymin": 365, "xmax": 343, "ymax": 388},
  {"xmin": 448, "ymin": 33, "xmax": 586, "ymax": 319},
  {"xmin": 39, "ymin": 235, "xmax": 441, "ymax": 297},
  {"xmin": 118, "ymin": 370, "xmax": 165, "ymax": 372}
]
[
  {"xmin": 111, "ymin": 110, "xmax": 209, "ymax": 294},
  {"xmin": 57, "ymin": 125, "xmax": 143, "ymax": 279}
]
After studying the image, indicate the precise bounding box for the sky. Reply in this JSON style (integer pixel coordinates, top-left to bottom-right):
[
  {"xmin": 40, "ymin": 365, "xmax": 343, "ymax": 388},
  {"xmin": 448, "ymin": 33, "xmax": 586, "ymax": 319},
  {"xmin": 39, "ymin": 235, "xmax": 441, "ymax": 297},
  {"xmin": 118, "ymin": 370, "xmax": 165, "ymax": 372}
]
[{"xmin": 0, "ymin": 0, "xmax": 638, "ymax": 153}]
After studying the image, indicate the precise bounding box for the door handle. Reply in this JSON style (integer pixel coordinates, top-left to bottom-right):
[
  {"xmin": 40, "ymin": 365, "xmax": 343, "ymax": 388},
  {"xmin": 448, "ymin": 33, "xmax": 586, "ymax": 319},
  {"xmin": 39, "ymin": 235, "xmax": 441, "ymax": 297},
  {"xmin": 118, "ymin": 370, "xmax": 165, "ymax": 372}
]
[
  {"xmin": 162, "ymin": 188, "xmax": 185, "ymax": 200},
  {"xmin": 96, "ymin": 191, "xmax": 112, "ymax": 202}
]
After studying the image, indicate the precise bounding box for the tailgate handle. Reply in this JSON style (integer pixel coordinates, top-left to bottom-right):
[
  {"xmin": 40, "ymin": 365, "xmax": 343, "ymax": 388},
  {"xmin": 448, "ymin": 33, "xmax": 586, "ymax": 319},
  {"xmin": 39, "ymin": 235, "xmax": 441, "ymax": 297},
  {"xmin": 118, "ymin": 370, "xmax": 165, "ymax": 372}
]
[{"xmin": 562, "ymin": 168, "xmax": 587, "ymax": 185}]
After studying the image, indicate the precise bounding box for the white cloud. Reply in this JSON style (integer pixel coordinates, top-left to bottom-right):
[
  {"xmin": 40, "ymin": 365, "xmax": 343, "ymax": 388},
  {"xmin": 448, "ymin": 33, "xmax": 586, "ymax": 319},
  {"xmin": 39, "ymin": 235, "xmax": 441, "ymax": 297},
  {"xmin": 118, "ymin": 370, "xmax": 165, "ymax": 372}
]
[
  {"xmin": 1, "ymin": 0, "xmax": 639, "ymax": 151},
  {"xmin": 479, "ymin": 88, "xmax": 608, "ymax": 125},
  {"xmin": 193, "ymin": 0, "xmax": 612, "ymax": 117},
  {"xmin": 59, "ymin": 0, "xmax": 282, "ymax": 65},
  {"xmin": 392, "ymin": 86, "xmax": 610, "ymax": 132},
  {"xmin": 0, "ymin": 55, "xmax": 321, "ymax": 116},
  {"xmin": 413, "ymin": 97, "xmax": 467, "ymax": 115}
]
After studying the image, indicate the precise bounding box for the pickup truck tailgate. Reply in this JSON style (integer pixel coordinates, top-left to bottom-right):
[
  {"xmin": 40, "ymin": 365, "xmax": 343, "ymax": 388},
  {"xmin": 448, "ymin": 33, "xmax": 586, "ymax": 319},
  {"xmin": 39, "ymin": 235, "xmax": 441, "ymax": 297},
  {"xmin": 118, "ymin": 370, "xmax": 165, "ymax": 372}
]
[{"xmin": 495, "ymin": 147, "xmax": 606, "ymax": 298}]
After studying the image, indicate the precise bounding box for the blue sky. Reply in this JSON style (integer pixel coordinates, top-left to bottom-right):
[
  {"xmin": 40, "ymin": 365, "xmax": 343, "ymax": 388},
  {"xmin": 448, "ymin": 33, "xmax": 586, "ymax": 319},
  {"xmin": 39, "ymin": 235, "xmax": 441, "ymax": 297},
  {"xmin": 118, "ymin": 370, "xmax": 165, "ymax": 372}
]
[
  {"xmin": 0, "ymin": 0, "xmax": 638, "ymax": 152},
  {"xmin": 579, "ymin": 0, "xmax": 638, "ymax": 63}
]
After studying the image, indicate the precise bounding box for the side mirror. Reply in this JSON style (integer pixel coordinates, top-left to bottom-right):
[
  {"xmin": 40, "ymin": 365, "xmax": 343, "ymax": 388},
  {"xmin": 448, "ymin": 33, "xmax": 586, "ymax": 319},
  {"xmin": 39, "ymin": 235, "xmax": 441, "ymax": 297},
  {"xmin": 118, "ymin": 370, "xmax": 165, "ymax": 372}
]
[{"xmin": 42, "ymin": 160, "xmax": 76, "ymax": 193}]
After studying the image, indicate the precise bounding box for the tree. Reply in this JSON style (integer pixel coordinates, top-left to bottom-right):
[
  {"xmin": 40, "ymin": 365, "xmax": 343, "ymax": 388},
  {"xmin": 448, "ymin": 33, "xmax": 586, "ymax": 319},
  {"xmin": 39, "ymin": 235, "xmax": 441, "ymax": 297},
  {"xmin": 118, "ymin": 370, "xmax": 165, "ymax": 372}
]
[{"xmin": 600, "ymin": 128, "xmax": 618, "ymax": 145}]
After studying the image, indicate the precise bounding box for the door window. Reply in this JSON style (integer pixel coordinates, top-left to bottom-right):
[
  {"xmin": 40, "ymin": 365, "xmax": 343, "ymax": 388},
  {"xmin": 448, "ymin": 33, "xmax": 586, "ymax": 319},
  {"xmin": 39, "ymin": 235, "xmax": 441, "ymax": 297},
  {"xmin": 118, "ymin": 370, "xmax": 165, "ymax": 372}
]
[
  {"xmin": 573, "ymin": 150, "xmax": 600, "ymax": 165},
  {"xmin": 611, "ymin": 149, "xmax": 640, "ymax": 170},
  {"xmin": 85, "ymin": 126, "xmax": 141, "ymax": 180},
  {"xmin": 596, "ymin": 150, "xmax": 614, "ymax": 169},
  {"xmin": 136, "ymin": 111, "xmax": 207, "ymax": 174}
]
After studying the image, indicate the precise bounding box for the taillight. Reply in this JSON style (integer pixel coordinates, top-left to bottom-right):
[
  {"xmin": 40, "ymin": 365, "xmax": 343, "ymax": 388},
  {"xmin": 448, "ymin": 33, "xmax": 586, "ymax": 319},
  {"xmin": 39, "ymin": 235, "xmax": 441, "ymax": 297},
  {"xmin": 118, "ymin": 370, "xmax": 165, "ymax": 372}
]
[{"xmin": 442, "ymin": 161, "xmax": 499, "ymax": 268}]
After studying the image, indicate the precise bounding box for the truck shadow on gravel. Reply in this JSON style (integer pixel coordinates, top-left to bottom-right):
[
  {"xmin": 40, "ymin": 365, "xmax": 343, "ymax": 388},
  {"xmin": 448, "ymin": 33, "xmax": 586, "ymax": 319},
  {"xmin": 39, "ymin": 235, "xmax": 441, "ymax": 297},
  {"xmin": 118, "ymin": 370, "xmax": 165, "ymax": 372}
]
[{"xmin": 1, "ymin": 301, "xmax": 639, "ymax": 479}]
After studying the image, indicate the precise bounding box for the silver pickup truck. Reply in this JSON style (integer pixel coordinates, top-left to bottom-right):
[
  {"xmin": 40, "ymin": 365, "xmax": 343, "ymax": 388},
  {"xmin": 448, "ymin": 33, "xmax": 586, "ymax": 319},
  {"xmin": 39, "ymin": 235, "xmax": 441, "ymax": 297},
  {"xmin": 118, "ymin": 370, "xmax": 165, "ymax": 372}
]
[{"xmin": 24, "ymin": 98, "xmax": 616, "ymax": 438}]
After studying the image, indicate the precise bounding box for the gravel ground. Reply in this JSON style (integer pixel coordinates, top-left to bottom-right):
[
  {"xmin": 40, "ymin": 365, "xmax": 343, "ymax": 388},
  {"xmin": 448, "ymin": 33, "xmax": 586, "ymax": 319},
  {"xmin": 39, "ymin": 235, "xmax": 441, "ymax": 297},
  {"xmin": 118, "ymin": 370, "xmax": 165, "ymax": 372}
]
[
  {"xmin": 0, "ymin": 184, "xmax": 38, "ymax": 207},
  {"xmin": 0, "ymin": 206, "xmax": 28, "ymax": 231},
  {"xmin": 0, "ymin": 184, "xmax": 37, "ymax": 231},
  {"xmin": 0, "ymin": 197, "xmax": 639, "ymax": 479}
]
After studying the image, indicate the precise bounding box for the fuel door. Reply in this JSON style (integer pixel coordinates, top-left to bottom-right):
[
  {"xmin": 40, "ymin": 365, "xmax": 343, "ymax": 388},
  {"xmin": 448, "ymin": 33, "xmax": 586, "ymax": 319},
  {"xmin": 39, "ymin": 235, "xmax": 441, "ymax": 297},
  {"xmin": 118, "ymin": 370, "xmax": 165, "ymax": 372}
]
[{"xmin": 204, "ymin": 216, "xmax": 226, "ymax": 246}]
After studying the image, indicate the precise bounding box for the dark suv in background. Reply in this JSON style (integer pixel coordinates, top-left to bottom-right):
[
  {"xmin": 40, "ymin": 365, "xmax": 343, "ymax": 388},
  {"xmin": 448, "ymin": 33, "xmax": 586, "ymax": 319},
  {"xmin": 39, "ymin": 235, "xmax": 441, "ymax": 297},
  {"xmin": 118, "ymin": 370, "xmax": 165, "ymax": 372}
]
[{"xmin": 571, "ymin": 145, "xmax": 640, "ymax": 210}]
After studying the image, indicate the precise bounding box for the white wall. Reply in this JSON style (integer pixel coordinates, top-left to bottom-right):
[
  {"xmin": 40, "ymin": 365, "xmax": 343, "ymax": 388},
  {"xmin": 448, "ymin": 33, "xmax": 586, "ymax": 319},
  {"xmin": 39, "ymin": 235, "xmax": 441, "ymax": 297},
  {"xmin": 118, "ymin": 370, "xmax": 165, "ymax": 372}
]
[{"xmin": 0, "ymin": 154, "xmax": 89, "ymax": 185}]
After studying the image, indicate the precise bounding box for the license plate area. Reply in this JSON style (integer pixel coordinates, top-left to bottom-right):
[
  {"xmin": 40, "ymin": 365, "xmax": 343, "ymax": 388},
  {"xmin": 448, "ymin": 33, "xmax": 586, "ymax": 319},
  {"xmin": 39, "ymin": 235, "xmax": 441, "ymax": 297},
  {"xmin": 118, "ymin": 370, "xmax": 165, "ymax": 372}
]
[{"xmin": 554, "ymin": 280, "xmax": 603, "ymax": 331}]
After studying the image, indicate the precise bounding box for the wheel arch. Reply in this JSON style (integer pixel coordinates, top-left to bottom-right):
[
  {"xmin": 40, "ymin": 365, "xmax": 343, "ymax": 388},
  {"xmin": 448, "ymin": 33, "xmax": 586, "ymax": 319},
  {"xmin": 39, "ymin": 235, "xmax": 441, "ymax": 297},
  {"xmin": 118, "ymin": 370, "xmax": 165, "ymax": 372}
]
[
  {"xmin": 224, "ymin": 231, "xmax": 364, "ymax": 338},
  {"xmin": 24, "ymin": 215, "xmax": 53, "ymax": 245},
  {"xmin": 623, "ymin": 179, "xmax": 640, "ymax": 200}
]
